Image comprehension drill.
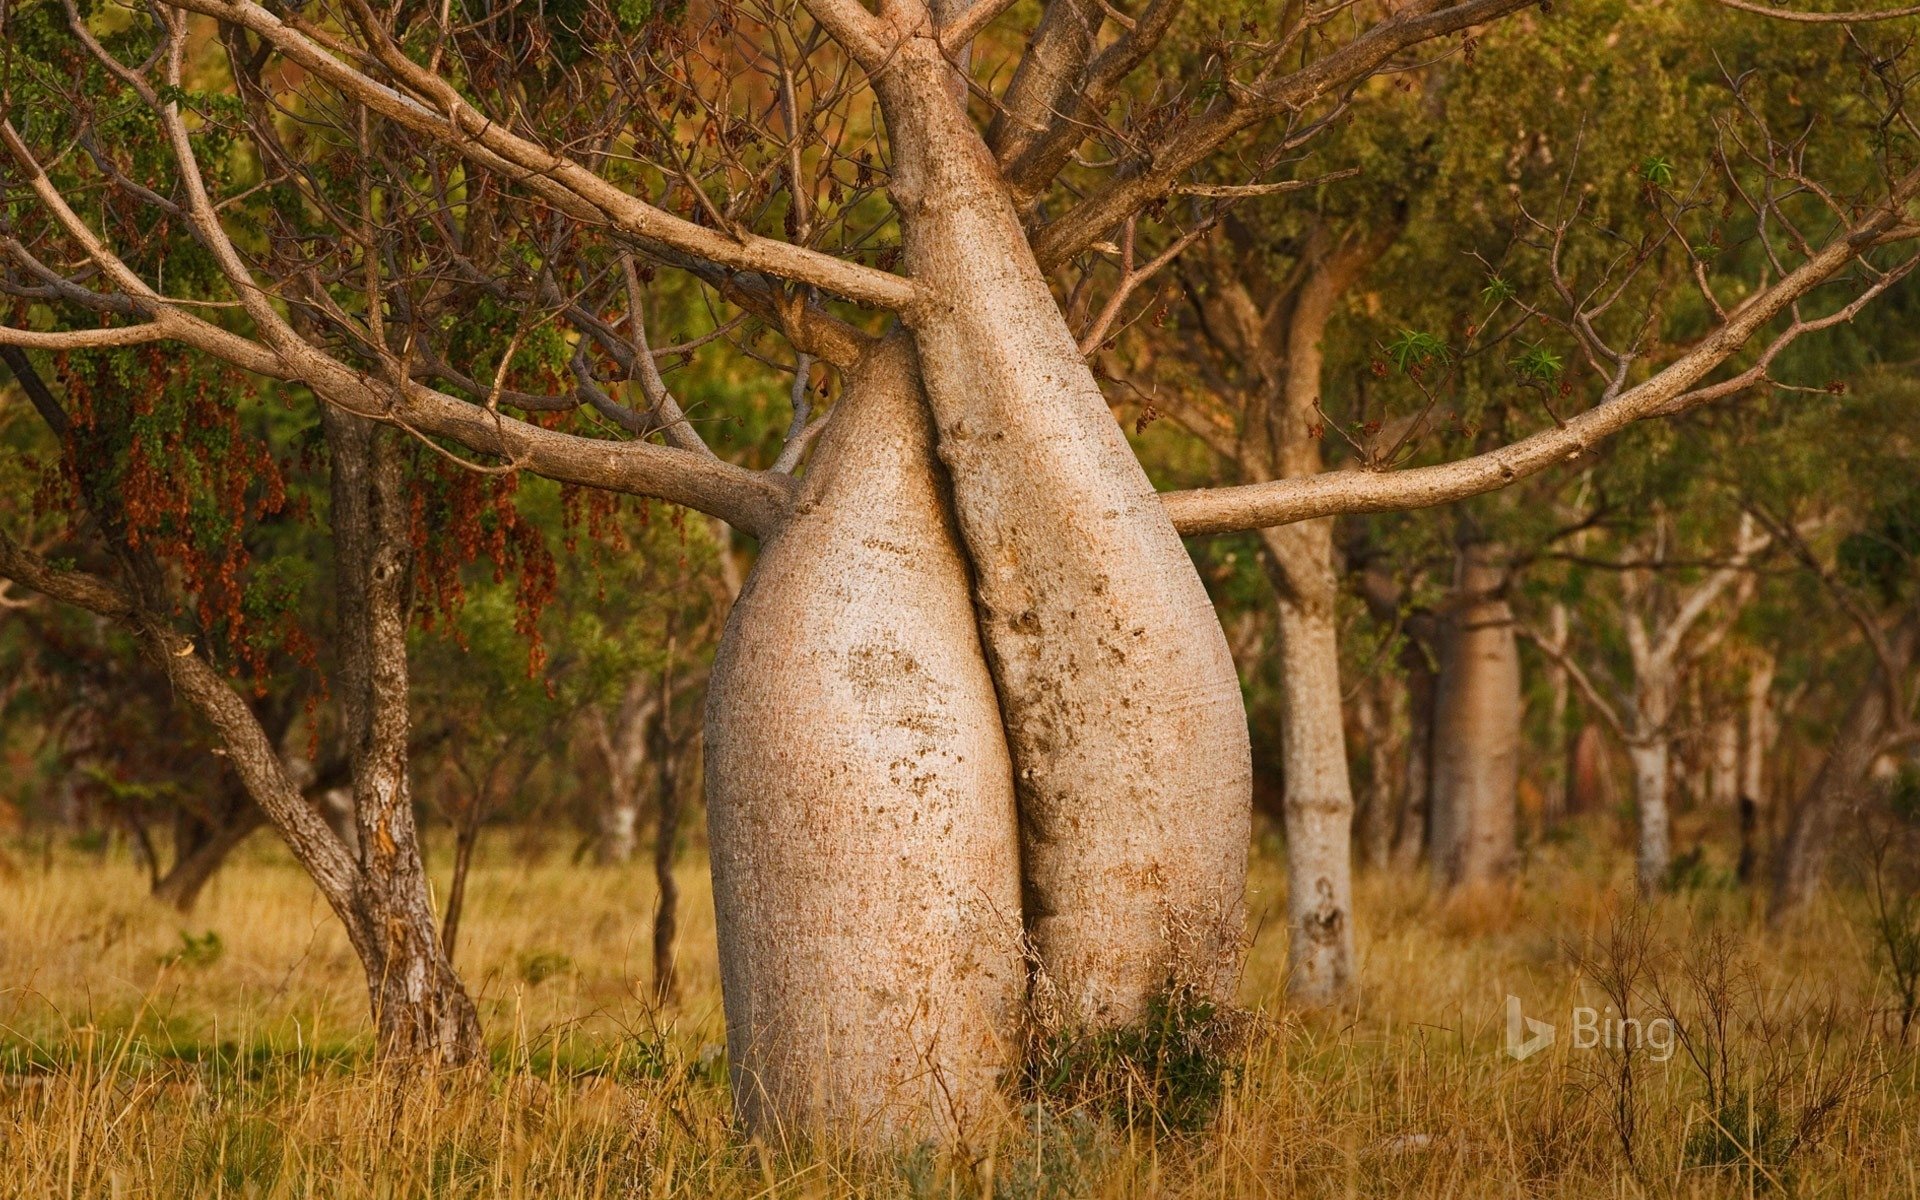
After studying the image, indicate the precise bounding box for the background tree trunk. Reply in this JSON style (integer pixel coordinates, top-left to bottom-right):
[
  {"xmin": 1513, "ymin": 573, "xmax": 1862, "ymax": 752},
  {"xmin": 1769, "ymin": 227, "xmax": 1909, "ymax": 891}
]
[
  {"xmin": 1392, "ymin": 626, "xmax": 1437, "ymax": 868},
  {"xmin": 1261, "ymin": 519, "xmax": 1354, "ymax": 1004},
  {"xmin": 1429, "ymin": 539, "xmax": 1521, "ymax": 892},
  {"xmin": 587, "ymin": 679, "xmax": 659, "ymax": 866},
  {"xmin": 1737, "ymin": 653, "xmax": 1775, "ymax": 884},
  {"xmin": 1352, "ymin": 675, "xmax": 1398, "ymax": 873},
  {"xmin": 704, "ymin": 337, "xmax": 1024, "ymax": 1143},
  {"xmin": 1628, "ymin": 739, "xmax": 1672, "ymax": 895},
  {"xmin": 150, "ymin": 797, "xmax": 267, "ymax": 911},
  {"xmin": 650, "ymin": 639, "xmax": 683, "ymax": 1005},
  {"xmin": 1769, "ymin": 625, "xmax": 1915, "ymax": 922},
  {"xmin": 325, "ymin": 410, "xmax": 482, "ymax": 1065}
]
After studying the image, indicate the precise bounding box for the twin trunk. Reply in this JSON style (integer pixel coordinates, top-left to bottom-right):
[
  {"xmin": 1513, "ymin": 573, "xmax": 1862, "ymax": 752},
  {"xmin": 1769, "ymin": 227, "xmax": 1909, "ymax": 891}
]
[{"xmin": 702, "ymin": 45, "xmax": 1253, "ymax": 1141}]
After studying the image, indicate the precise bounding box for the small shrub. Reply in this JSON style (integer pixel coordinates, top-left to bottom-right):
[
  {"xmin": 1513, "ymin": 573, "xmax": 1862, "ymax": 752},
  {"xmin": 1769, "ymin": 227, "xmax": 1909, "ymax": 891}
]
[
  {"xmin": 1026, "ymin": 984, "xmax": 1255, "ymax": 1134},
  {"xmin": 518, "ymin": 949, "xmax": 574, "ymax": 986},
  {"xmin": 161, "ymin": 930, "xmax": 225, "ymax": 968}
]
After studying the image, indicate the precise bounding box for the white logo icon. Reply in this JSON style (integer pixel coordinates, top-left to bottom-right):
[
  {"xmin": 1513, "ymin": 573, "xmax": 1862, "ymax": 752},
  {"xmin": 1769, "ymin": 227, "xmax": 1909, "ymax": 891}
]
[{"xmin": 1506, "ymin": 994, "xmax": 1555, "ymax": 1060}]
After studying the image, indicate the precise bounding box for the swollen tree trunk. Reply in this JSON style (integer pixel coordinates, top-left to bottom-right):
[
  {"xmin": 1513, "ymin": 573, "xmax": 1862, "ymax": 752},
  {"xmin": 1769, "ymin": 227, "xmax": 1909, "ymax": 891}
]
[
  {"xmin": 705, "ymin": 336, "xmax": 1023, "ymax": 1144},
  {"xmin": 1429, "ymin": 540, "xmax": 1521, "ymax": 892},
  {"xmin": 325, "ymin": 410, "xmax": 482, "ymax": 1065},
  {"xmin": 877, "ymin": 50, "xmax": 1250, "ymax": 1024},
  {"xmin": 1260, "ymin": 519, "xmax": 1354, "ymax": 1004}
]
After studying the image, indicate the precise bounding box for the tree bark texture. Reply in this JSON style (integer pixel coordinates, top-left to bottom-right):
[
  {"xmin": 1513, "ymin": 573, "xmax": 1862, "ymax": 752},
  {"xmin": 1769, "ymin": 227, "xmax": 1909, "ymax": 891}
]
[
  {"xmin": 704, "ymin": 336, "xmax": 1024, "ymax": 1144},
  {"xmin": 876, "ymin": 50, "xmax": 1250, "ymax": 1025},
  {"xmin": 1628, "ymin": 739, "xmax": 1672, "ymax": 896},
  {"xmin": 325, "ymin": 409, "xmax": 483, "ymax": 1065}
]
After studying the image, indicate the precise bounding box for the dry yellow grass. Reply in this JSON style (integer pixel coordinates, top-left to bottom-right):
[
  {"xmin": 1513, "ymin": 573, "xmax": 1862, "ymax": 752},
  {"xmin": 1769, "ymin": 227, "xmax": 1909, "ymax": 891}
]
[{"xmin": 2, "ymin": 825, "xmax": 1917, "ymax": 1198}]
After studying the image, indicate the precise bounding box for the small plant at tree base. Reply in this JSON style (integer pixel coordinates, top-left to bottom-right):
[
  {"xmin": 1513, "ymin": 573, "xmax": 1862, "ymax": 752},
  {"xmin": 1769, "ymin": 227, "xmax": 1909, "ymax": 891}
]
[{"xmin": 1024, "ymin": 984, "xmax": 1257, "ymax": 1135}]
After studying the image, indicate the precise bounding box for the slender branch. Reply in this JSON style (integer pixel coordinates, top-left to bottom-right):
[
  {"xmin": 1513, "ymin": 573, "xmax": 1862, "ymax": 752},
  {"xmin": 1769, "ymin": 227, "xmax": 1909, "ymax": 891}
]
[
  {"xmin": 1520, "ymin": 620, "xmax": 1631, "ymax": 741},
  {"xmin": 159, "ymin": 0, "xmax": 920, "ymax": 311},
  {"xmin": 1160, "ymin": 183, "xmax": 1920, "ymax": 535},
  {"xmin": 1710, "ymin": 0, "xmax": 1920, "ymax": 21},
  {"xmin": 1031, "ymin": 0, "xmax": 1536, "ymax": 270}
]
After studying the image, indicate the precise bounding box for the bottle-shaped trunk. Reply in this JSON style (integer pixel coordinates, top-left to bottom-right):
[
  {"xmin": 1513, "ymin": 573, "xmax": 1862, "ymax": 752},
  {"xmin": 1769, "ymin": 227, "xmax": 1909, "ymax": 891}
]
[
  {"xmin": 1429, "ymin": 541, "xmax": 1521, "ymax": 892},
  {"xmin": 704, "ymin": 337, "xmax": 1024, "ymax": 1144},
  {"xmin": 876, "ymin": 48, "xmax": 1250, "ymax": 1025}
]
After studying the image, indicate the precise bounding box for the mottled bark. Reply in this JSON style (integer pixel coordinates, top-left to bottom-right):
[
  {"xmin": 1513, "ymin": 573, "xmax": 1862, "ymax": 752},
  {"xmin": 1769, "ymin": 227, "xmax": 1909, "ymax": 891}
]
[
  {"xmin": 1429, "ymin": 540, "xmax": 1521, "ymax": 892},
  {"xmin": 705, "ymin": 336, "xmax": 1023, "ymax": 1143},
  {"xmin": 326, "ymin": 409, "xmax": 482, "ymax": 1065}
]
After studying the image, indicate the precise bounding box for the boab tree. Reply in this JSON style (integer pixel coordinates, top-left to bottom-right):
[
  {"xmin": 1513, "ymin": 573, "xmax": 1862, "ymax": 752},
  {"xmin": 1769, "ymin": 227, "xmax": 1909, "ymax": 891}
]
[{"xmin": 4, "ymin": 0, "xmax": 1919, "ymax": 1143}]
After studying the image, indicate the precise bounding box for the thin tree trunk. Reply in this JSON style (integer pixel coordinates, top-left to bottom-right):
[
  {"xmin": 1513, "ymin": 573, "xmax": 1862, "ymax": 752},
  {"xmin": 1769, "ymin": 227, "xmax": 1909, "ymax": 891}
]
[
  {"xmin": 1544, "ymin": 603, "xmax": 1571, "ymax": 829},
  {"xmin": 1628, "ymin": 739, "xmax": 1672, "ymax": 896},
  {"xmin": 1429, "ymin": 540, "xmax": 1521, "ymax": 892},
  {"xmin": 877, "ymin": 52, "xmax": 1250, "ymax": 1025},
  {"xmin": 1352, "ymin": 675, "xmax": 1397, "ymax": 873},
  {"xmin": 651, "ymin": 633, "xmax": 682, "ymax": 1004},
  {"xmin": 1737, "ymin": 654, "xmax": 1775, "ymax": 884},
  {"xmin": 326, "ymin": 409, "xmax": 482, "ymax": 1065},
  {"xmin": 151, "ymin": 800, "xmax": 267, "ymax": 911},
  {"xmin": 1261, "ymin": 519, "xmax": 1354, "ymax": 1004},
  {"xmin": 1769, "ymin": 626, "xmax": 1914, "ymax": 922},
  {"xmin": 705, "ymin": 336, "xmax": 1023, "ymax": 1143},
  {"xmin": 439, "ymin": 790, "xmax": 482, "ymax": 961},
  {"xmin": 1710, "ymin": 718, "xmax": 1740, "ymax": 809},
  {"xmin": 1392, "ymin": 628, "xmax": 1437, "ymax": 868}
]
